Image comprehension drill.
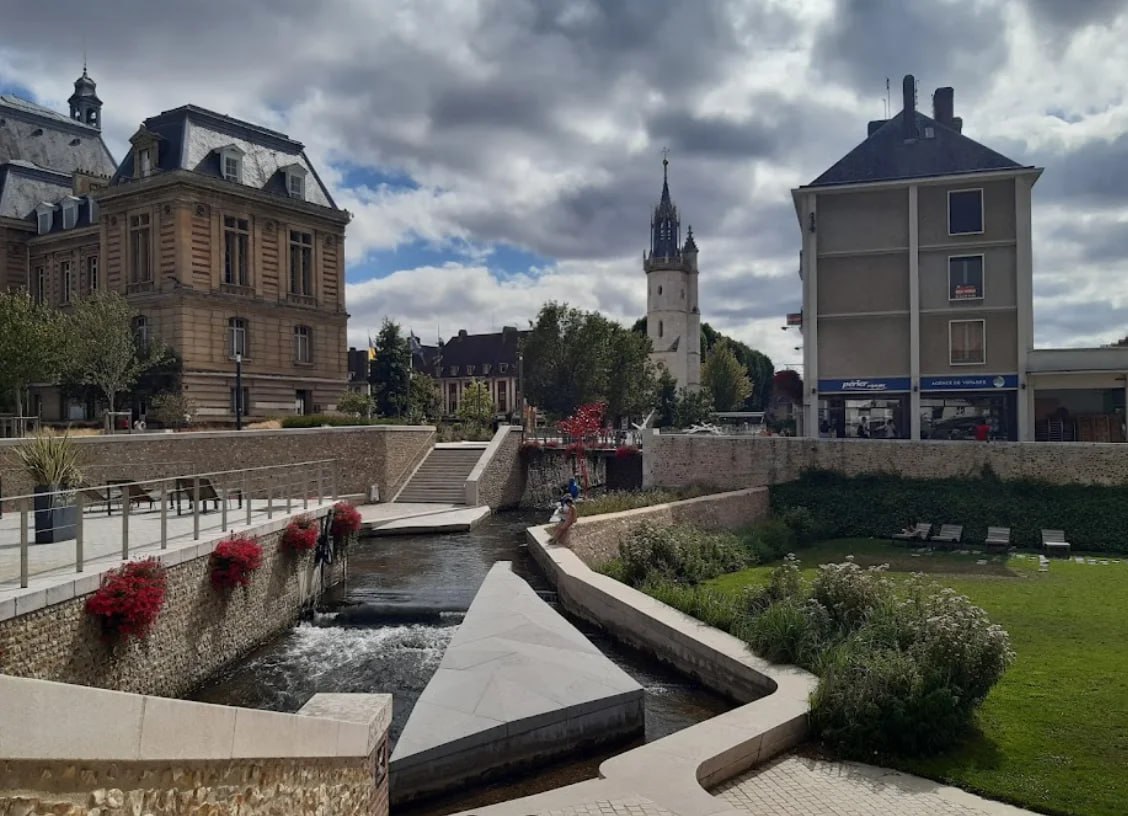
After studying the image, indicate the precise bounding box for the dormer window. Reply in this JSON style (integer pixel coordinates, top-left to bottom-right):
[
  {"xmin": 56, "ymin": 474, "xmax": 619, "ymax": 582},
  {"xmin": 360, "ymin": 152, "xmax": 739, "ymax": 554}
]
[
  {"xmin": 129, "ymin": 126, "xmax": 161, "ymax": 180},
  {"xmin": 467, "ymin": 365, "xmax": 475, "ymax": 376},
  {"xmin": 138, "ymin": 148, "xmax": 153, "ymax": 177},
  {"xmin": 61, "ymin": 198, "xmax": 79, "ymax": 230},
  {"xmin": 87, "ymin": 196, "xmax": 99, "ymax": 224},
  {"xmin": 35, "ymin": 204, "xmax": 54, "ymax": 235},
  {"xmin": 219, "ymin": 145, "xmax": 245, "ymax": 184},
  {"xmin": 282, "ymin": 163, "xmax": 308, "ymax": 200}
]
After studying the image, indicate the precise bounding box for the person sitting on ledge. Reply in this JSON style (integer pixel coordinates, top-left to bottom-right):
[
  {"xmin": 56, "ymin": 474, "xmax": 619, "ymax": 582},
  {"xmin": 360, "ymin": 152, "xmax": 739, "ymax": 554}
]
[{"xmin": 549, "ymin": 496, "xmax": 577, "ymax": 544}]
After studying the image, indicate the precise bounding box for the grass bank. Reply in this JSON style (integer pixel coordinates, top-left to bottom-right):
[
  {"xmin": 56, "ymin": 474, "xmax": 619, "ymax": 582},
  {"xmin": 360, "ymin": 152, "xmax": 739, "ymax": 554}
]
[{"xmin": 707, "ymin": 539, "xmax": 1128, "ymax": 816}]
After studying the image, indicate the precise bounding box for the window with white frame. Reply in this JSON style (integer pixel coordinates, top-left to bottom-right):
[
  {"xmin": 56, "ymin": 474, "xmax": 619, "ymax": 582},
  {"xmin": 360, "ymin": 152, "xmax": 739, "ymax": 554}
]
[
  {"xmin": 61, "ymin": 260, "xmax": 73, "ymax": 303},
  {"xmin": 288, "ymin": 230, "xmax": 313, "ymax": 295},
  {"xmin": 294, "ymin": 325, "xmax": 312, "ymax": 363},
  {"xmin": 948, "ymin": 256, "xmax": 984, "ymax": 301},
  {"xmin": 223, "ymin": 215, "xmax": 250, "ymax": 286},
  {"xmin": 34, "ymin": 266, "xmax": 46, "ymax": 303},
  {"xmin": 950, "ymin": 319, "xmax": 986, "ymax": 365},
  {"xmin": 228, "ymin": 317, "xmax": 248, "ymax": 358},
  {"xmin": 219, "ymin": 146, "xmax": 245, "ymax": 183},
  {"xmin": 86, "ymin": 255, "xmax": 99, "ymax": 293},
  {"xmin": 129, "ymin": 213, "xmax": 152, "ymax": 282},
  {"xmin": 948, "ymin": 189, "xmax": 983, "ymax": 235},
  {"xmin": 137, "ymin": 148, "xmax": 153, "ymax": 177}
]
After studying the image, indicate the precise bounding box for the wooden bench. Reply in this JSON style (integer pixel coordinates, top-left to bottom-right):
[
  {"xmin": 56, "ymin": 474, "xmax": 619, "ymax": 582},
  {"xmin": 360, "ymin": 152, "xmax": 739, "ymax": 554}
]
[{"xmin": 1042, "ymin": 529, "xmax": 1071, "ymax": 558}]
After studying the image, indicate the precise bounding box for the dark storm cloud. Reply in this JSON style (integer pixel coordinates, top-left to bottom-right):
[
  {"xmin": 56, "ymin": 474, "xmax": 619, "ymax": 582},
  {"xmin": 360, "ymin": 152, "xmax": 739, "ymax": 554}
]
[
  {"xmin": 1024, "ymin": 0, "xmax": 1128, "ymax": 31},
  {"xmin": 812, "ymin": 0, "xmax": 1008, "ymax": 99}
]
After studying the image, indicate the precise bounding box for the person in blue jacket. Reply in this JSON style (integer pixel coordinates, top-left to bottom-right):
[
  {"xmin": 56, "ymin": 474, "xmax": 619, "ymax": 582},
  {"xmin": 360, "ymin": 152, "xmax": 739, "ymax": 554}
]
[{"xmin": 567, "ymin": 476, "xmax": 580, "ymax": 500}]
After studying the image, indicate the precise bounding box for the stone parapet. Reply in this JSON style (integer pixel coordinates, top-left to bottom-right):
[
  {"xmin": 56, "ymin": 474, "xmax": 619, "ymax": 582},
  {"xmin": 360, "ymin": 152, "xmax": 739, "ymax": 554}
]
[
  {"xmin": 644, "ymin": 433, "xmax": 1128, "ymax": 491},
  {"xmin": 466, "ymin": 425, "xmax": 525, "ymax": 508},
  {"xmin": 0, "ymin": 676, "xmax": 391, "ymax": 816},
  {"xmin": 562, "ymin": 488, "xmax": 770, "ymax": 568}
]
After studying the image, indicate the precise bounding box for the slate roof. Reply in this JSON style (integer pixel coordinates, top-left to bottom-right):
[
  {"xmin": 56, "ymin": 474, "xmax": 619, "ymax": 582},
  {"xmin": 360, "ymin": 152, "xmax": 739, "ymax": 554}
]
[
  {"xmin": 431, "ymin": 329, "xmax": 527, "ymax": 378},
  {"xmin": 805, "ymin": 110, "xmax": 1030, "ymax": 188},
  {"xmin": 0, "ymin": 162, "xmax": 72, "ymax": 219},
  {"xmin": 111, "ymin": 104, "xmax": 338, "ymax": 209},
  {"xmin": 0, "ymin": 95, "xmax": 116, "ymax": 179}
]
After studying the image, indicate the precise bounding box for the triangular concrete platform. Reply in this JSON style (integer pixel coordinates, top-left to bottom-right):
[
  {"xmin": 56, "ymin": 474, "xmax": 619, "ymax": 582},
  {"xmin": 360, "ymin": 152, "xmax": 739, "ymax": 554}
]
[{"xmin": 389, "ymin": 562, "xmax": 644, "ymax": 804}]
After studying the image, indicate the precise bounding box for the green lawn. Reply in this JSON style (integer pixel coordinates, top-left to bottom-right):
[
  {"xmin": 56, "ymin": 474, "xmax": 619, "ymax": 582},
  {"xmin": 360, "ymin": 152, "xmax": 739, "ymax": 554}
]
[{"xmin": 706, "ymin": 539, "xmax": 1128, "ymax": 816}]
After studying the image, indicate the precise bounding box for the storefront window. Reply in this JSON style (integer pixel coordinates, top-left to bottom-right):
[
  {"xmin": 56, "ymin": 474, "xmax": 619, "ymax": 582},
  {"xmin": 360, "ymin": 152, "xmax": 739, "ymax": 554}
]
[
  {"xmin": 921, "ymin": 392, "xmax": 1017, "ymax": 441},
  {"xmin": 819, "ymin": 396, "xmax": 910, "ymax": 439}
]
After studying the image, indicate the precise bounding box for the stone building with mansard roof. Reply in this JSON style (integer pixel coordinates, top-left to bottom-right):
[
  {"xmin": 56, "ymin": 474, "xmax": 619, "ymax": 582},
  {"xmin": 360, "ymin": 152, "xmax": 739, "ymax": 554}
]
[{"xmin": 0, "ymin": 69, "xmax": 350, "ymax": 423}]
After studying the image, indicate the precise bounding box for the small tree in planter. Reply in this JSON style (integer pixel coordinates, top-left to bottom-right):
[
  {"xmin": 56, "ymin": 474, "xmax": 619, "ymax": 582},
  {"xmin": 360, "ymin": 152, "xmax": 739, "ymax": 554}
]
[
  {"xmin": 330, "ymin": 501, "xmax": 363, "ymax": 549},
  {"xmin": 85, "ymin": 558, "xmax": 168, "ymax": 641},
  {"xmin": 10, "ymin": 430, "xmax": 82, "ymax": 543},
  {"xmin": 281, "ymin": 515, "xmax": 319, "ymax": 552},
  {"xmin": 210, "ymin": 535, "xmax": 264, "ymax": 589}
]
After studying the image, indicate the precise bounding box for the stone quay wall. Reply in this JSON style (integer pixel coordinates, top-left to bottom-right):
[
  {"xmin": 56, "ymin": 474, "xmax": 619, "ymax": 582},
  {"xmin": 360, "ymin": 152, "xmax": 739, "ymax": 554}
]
[
  {"xmin": 522, "ymin": 449, "xmax": 607, "ymax": 508},
  {"xmin": 644, "ymin": 433, "xmax": 1128, "ymax": 491},
  {"xmin": 0, "ymin": 425, "xmax": 436, "ymax": 500},
  {"xmin": 0, "ymin": 510, "xmax": 344, "ymax": 698},
  {"xmin": 563, "ymin": 488, "xmax": 770, "ymax": 568},
  {"xmin": 466, "ymin": 425, "xmax": 525, "ymax": 509}
]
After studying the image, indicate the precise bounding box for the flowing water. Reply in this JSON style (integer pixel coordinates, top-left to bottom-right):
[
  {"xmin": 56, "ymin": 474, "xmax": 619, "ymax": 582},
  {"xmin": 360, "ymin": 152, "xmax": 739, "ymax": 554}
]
[{"xmin": 191, "ymin": 511, "xmax": 731, "ymax": 814}]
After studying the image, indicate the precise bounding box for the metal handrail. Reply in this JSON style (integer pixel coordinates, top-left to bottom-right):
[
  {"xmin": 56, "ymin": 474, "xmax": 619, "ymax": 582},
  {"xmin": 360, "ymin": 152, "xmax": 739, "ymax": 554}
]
[{"xmin": 1, "ymin": 459, "xmax": 339, "ymax": 590}]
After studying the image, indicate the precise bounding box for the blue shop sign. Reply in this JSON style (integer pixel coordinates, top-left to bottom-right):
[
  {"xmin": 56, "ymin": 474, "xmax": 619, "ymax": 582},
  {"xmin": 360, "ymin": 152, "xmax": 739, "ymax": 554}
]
[
  {"xmin": 818, "ymin": 377, "xmax": 912, "ymax": 394},
  {"xmin": 920, "ymin": 374, "xmax": 1018, "ymax": 391}
]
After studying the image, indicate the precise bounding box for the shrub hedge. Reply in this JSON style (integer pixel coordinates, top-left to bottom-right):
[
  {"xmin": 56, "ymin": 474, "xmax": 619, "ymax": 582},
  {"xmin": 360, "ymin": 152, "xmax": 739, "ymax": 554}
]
[{"xmin": 771, "ymin": 469, "xmax": 1128, "ymax": 553}]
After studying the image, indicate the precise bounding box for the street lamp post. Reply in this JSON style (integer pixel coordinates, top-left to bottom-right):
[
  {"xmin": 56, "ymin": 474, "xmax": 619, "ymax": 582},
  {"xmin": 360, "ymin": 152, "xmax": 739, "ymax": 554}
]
[{"xmin": 235, "ymin": 352, "xmax": 243, "ymax": 431}]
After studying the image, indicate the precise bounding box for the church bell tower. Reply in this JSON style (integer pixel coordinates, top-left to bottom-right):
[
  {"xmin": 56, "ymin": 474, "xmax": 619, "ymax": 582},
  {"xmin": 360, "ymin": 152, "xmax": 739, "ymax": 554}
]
[{"xmin": 644, "ymin": 158, "xmax": 700, "ymax": 390}]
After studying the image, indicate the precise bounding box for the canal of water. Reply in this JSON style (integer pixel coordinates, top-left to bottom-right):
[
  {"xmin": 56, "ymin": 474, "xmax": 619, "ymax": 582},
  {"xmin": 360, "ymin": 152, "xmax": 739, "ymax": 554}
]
[{"xmin": 190, "ymin": 511, "xmax": 731, "ymax": 815}]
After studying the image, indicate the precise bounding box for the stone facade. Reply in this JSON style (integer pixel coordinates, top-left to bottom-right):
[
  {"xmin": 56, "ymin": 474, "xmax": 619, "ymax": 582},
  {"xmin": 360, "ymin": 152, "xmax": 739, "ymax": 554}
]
[
  {"xmin": 644, "ymin": 433, "xmax": 1128, "ymax": 491},
  {"xmin": 469, "ymin": 426, "xmax": 525, "ymax": 509},
  {"xmin": 0, "ymin": 425, "xmax": 435, "ymax": 500},
  {"xmin": 521, "ymin": 449, "xmax": 608, "ymax": 508},
  {"xmin": 0, "ymin": 751, "xmax": 385, "ymax": 816},
  {"xmin": 0, "ymin": 510, "xmax": 343, "ymax": 697},
  {"xmin": 562, "ymin": 488, "xmax": 770, "ymax": 568}
]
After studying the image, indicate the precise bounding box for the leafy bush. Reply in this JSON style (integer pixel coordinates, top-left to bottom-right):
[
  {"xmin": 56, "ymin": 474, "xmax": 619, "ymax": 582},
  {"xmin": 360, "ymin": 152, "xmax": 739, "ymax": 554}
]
[
  {"xmin": 642, "ymin": 580, "xmax": 742, "ymax": 631},
  {"xmin": 746, "ymin": 518, "xmax": 796, "ymax": 562},
  {"xmin": 210, "ymin": 535, "xmax": 264, "ymax": 590},
  {"xmin": 613, "ymin": 521, "xmax": 751, "ymax": 587},
  {"xmin": 335, "ymin": 390, "xmax": 374, "ymax": 418},
  {"xmin": 85, "ymin": 558, "xmax": 168, "ymax": 640},
  {"xmin": 281, "ymin": 515, "xmax": 319, "ymax": 552},
  {"xmin": 779, "ymin": 505, "xmax": 822, "ymax": 545},
  {"xmin": 811, "ymin": 561, "xmax": 892, "ymax": 630},
  {"xmin": 743, "ymin": 597, "xmax": 829, "ymax": 666},
  {"xmin": 772, "ymin": 469, "xmax": 1128, "ymax": 553}
]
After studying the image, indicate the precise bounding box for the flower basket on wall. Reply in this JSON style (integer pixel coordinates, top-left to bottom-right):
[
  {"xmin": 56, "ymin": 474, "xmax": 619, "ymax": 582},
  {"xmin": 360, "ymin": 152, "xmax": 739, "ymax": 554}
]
[
  {"xmin": 281, "ymin": 515, "xmax": 319, "ymax": 552},
  {"xmin": 84, "ymin": 558, "xmax": 168, "ymax": 642},
  {"xmin": 330, "ymin": 501, "xmax": 362, "ymax": 548},
  {"xmin": 210, "ymin": 534, "xmax": 264, "ymax": 590}
]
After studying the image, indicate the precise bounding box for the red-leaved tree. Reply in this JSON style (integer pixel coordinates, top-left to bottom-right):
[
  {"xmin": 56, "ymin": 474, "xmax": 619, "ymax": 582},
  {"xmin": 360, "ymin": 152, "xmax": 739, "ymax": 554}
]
[
  {"xmin": 557, "ymin": 402, "xmax": 606, "ymax": 489},
  {"xmin": 773, "ymin": 369, "xmax": 804, "ymax": 404}
]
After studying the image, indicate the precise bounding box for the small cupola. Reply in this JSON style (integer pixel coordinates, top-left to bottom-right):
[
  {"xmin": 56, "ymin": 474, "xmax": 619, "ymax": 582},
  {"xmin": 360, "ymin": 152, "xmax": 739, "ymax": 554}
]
[{"xmin": 67, "ymin": 64, "xmax": 103, "ymax": 129}]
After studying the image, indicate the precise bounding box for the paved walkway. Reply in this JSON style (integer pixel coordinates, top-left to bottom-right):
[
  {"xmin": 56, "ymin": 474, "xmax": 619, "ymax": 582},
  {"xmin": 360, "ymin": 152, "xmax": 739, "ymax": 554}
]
[
  {"xmin": 712, "ymin": 756, "xmax": 1037, "ymax": 816},
  {"xmin": 359, "ymin": 502, "xmax": 490, "ymax": 535}
]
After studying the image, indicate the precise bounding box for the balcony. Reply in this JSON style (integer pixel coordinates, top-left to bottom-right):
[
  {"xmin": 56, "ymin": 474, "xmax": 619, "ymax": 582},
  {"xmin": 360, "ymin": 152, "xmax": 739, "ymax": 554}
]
[
  {"xmin": 286, "ymin": 292, "xmax": 317, "ymax": 308},
  {"xmin": 126, "ymin": 280, "xmax": 154, "ymax": 295},
  {"xmin": 220, "ymin": 283, "xmax": 255, "ymax": 297}
]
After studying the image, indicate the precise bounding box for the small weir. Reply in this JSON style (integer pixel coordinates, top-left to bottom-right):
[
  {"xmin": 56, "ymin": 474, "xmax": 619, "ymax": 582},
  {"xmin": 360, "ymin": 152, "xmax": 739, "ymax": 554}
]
[{"xmin": 190, "ymin": 511, "xmax": 731, "ymax": 813}]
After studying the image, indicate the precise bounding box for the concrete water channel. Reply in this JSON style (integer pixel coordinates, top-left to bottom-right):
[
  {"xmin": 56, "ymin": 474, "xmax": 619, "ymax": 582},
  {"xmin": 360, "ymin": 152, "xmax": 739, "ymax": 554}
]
[{"xmin": 191, "ymin": 511, "xmax": 731, "ymax": 815}]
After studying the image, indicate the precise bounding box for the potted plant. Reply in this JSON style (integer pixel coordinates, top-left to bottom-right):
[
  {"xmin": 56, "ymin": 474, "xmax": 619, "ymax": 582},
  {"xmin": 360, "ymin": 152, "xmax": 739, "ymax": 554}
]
[
  {"xmin": 281, "ymin": 515, "xmax": 319, "ymax": 552},
  {"xmin": 85, "ymin": 558, "xmax": 167, "ymax": 641},
  {"xmin": 210, "ymin": 534, "xmax": 264, "ymax": 590},
  {"xmin": 331, "ymin": 501, "xmax": 362, "ymax": 549},
  {"xmin": 11, "ymin": 430, "xmax": 82, "ymax": 543}
]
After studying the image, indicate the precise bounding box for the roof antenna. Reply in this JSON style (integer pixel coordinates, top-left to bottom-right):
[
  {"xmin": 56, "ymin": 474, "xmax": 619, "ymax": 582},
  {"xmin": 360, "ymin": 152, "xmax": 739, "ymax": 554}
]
[
  {"xmin": 82, "ymin": 35, "xmax": 88, "ymax": 77},
  {"xmin": 884, "ymin": 77, "xmax": 890, "ymax": 119}
]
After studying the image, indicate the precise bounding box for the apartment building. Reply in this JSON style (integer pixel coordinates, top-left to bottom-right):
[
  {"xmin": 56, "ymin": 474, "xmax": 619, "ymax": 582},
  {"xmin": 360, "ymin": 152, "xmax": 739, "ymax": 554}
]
[{"xmin": 793, "ymin": 75, "xmax": 1042, "ymax": 441}]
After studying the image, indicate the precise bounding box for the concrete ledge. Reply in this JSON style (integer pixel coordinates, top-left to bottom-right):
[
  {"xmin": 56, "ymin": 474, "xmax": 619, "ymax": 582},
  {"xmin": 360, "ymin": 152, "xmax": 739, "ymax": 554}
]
[
  {"xmin": 464, "ymin": 425, "xmax": 520, "ymax": 506},
  {"xmin": 0, "ymin": 674, "xmax": 390, "ymax": 761},
  {"xmin": 391, "ymin": 562, "xmax": 644, "ymax": 804},
  {"xmin": 502, "ymin": 520, "xmax": 818, "ymax": 816}
]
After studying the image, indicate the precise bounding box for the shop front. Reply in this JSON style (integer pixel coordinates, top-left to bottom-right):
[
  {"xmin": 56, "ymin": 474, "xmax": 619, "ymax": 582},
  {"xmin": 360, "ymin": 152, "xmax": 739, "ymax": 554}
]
[
  {"xmin": 816, "ymin": 378, "xmax": 911, "ymax": 439},
  {"xmin": 1026, "ymin": 348, "xmax": 1128, "ymax": 442},
  {"xmin": 920, "ymin": 374, "xmax": 1018, "ymax": 441}
]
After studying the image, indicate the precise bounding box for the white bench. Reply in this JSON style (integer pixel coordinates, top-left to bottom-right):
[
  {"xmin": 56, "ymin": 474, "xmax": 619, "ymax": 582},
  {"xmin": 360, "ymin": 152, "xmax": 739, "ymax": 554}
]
[{"xmin": 1042, "ymin": 529, "xmax": 1071, "ymax": 557}]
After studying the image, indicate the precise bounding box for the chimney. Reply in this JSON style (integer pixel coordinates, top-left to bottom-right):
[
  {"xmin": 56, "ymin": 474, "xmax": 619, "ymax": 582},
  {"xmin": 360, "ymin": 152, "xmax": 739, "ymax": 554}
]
[
  {"xmin": 902, "ymin": 75, "xmax": 918, "ymax": 140},
  {"xmin": 867, "ymin": 119, "xmax": 887, "ymax": 137},
  {"xmin": 458, "ymin": 329, "xmax": 468, "ymax": 338},
  {"xmin": 932, "ymin": 86, "xmax": 962, "ymax": 133}
]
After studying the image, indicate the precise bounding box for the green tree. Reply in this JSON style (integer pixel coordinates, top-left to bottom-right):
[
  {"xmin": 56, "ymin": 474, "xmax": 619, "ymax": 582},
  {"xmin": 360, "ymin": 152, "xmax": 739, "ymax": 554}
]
[
  {"xmin": 655, "ymin": 368, "xmax": 679, "ymax": 427},
  {"xmin": 702, "ymin": 339, "xmax": 752, "ymax": 411},
  {"xmin": 458, "ymin": 379, "xmax": 494, "ymax": 427},
  {"xmin": 148, "ymin": 391, "xmax": 197, "ymax": 428},
  {"xmin": 0, "ymin": 291, "xmax": 65, "ymax": 418},
  {"xmin": 370, "ymin": 319, "xmax": 412, "ymax": 417},
  {"xmin": 408, "ymin": 373, "xmax": 440, "ymax": 423},
  {"xmin": 64, "ymin": 291, "xmax": 169, "ymax": 416},
  {"xmin": 336, "ymin": 389, "xmax": 374, "ymax": 418},
  {"xmin": 676, "ymin": 386, "xmax": 714, "ymax": 427},
  {"xmin": 523, "ymin": 302, "xmax": 655, "ymax": 421}
]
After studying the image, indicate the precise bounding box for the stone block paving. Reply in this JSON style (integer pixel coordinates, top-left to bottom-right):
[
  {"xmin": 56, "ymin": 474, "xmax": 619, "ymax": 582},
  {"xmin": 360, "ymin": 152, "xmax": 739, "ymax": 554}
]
[
  {"xmin": 713, "ymin": 756, "xmax": 1036, "ymax": 816},
  {"xmin": 541, "ymin": 798, "xmax": 675, "ymax": 816}
]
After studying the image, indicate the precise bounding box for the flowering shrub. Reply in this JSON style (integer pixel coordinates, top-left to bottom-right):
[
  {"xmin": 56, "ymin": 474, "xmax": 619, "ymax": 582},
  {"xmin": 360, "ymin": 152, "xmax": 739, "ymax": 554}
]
[
  {"xmin": 85, "ymin": 558, "xmax": 168, "ymax": 641},
  {"xmin": 614, "ymin": 445, "xmax": 640, "ymax": 459},
  {"xmin": 210, "ymin": 535, "xmax": 264, "ymax": 590},
  {"xmin": 281, "ymin": 515, "xmax": 319, "ymax": 552},
  {"xmin": 331, "ymin": 501, "xmax": 362, "ymax": 543}
]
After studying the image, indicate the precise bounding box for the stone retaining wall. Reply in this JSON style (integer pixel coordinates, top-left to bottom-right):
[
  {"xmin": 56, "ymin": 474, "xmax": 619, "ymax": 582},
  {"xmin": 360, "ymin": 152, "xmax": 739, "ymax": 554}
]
[
  {"xmin": 0, "ymin": 510, "xmax": 343, "ymax": 697},
  {"xmin": 466, "ymin": 425, "xmax": 525, "ymax": 509},
  {"xmin": 0, "ymin": 425, "xmax": 435, "ymax": 500},
  {"xmin": 522, "ymin": 449, "xmax": 607, "ymax": 508},
  {"xmin": 563, "ymin": 488, "xmax": 770, "ymax": 568}
]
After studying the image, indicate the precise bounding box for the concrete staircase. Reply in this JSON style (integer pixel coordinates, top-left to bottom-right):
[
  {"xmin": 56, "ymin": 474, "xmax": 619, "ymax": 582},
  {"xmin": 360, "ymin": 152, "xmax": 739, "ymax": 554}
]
[{"xmin": 394, "ymin": 444, "xmax": 487, "ymax": 505}]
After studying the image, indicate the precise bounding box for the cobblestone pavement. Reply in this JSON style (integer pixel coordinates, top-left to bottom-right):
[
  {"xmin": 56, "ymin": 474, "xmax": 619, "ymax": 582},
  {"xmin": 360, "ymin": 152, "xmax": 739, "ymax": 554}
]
[
  {"xmin": 540, "ymin": 798, "xmax": 675, "ymax": 816},
  {"xmin": 713, "ymin": 756, "xmax": 1037, "ymax": 816}
]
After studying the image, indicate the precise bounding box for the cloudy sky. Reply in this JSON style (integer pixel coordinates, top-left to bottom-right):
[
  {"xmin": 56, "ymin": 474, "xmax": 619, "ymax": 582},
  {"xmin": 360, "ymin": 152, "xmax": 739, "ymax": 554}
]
[{"xmin": 2, "ymin": 0, "xmax": 1126, "ymax": 367}]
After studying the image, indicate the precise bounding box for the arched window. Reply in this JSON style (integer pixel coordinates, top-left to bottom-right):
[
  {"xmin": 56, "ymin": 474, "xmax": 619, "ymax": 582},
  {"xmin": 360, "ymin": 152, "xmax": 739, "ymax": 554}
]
[{"xmin": 657, "ymin": 285, "xmax": 663, "ymax": 296}]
